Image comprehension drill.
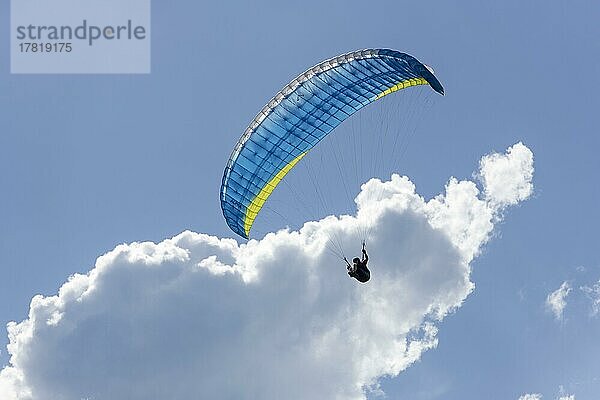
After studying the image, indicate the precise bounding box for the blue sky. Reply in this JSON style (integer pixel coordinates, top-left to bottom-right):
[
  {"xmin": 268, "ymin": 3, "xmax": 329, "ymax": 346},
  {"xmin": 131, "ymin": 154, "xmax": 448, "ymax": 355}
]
[{"xmin": 1, "ymin": 1, "xmax": 599, "ymax": 399}]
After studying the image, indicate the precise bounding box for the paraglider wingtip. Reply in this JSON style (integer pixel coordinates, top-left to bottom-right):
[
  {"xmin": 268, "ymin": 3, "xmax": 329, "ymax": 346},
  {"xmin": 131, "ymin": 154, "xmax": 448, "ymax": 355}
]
[{"xmin": 431, "ymin": 85, "xmax": 444, "ymax": 96}]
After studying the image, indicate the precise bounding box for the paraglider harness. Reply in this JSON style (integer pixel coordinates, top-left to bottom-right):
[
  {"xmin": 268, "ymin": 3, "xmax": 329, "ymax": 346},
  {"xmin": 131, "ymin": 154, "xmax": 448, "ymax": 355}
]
[{"xmin": 345, "ymin": 242, "xmax": 370, "ymax": 283}]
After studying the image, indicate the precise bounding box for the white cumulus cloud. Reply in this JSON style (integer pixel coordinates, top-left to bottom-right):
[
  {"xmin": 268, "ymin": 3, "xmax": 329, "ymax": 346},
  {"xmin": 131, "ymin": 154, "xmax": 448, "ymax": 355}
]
[
  {"xmin": 580, "ymin": 279, "xmax": 600, "ymax": 317},
  {"xmin": 0, "ymin": 143, "xmax": 534, "ymax": 400},
  {"xmin": 519, "ymin": 387, "xmax": 576, "ymax": 400},
  {"xmin": 478, "ymin": 142, "xmax": 534, "ymax": 209},
  {"xmin": 546, "ymin": 282, "xmax": 572, "ymax": 320},
  {"xmin": 557, "ymin": 384, "xmax": 576, "ymax": 400},
  {"xmin": 519, "ymin": 394, "xmax": 543, "ymax": 400}
]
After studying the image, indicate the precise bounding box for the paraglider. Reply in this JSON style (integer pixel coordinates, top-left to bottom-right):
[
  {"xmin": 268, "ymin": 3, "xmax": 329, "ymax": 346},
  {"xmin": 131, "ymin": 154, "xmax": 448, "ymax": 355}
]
[
  {"xmin": 220, "ymin": 48, "xmax": 444, "ymax": 240},
  {"xmin": 344, "ymin": 242, "xmax": 370, "ymax": 283}
]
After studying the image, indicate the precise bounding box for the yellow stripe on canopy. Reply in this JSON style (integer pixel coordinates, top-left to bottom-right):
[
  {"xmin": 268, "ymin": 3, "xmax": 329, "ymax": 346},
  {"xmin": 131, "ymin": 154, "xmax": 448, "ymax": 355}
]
[
  {"xmin": 244, "ymin": 152, "xmax": 307, "ymax": 237},
  {"xmin": 375, "ymin": 77, "xmax": 428, "ymax": 100}
]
